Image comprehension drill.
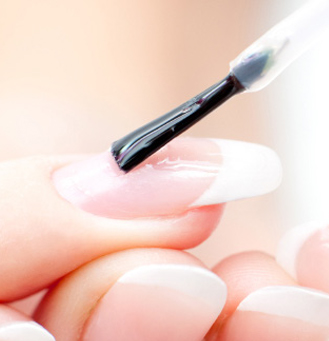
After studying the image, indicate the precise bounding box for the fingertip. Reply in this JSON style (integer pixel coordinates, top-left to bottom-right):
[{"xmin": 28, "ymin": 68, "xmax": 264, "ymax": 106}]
[
  {"xmin": 215, "ymin": 286, "xmax": 329, "ymax": 341},
  {"xmin": 83, "ymin": 264, "xmax": 226, "ymax": 341},
  {"xmin": 212, "ymin": 251, "xmax": 296, "ymax": 316},
  {"xmin": 206, "ymin": 251, "xmax": 296, "ymax": 339},
  {"xmin": 34, "ymin": 249, "xmax": 225, "ymax": 341},
  {"xmin": 276, "ymin": 221, "xmax": 327, "ymax": 279},
  {"xmin": 192, "ymin": 139, "xmax": 282, "ymax": 206},
  {"xmin": 0, "ymin": 153, "xmax": 224, "ymax": 300}
]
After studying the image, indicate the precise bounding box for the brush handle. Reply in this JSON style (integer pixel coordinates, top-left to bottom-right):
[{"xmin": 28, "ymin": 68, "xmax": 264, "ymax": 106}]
[{"xmin": 231, "ymin": 0, "xmax": 329, "ymax": 92}]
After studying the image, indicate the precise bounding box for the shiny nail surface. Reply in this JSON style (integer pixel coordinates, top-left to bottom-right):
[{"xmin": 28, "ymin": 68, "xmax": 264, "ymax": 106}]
[{"xmin": 53, "ymin": 138, "xmax": 282, "ymax": 219}]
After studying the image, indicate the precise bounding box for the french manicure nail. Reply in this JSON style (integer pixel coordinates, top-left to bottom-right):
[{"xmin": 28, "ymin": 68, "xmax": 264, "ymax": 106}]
[
  {"xmin": 277, "ymin": 221, "xmax": 329, "ymax": 292},
  {"xmin": 219, "ymin": 286, "xmax": 329, "ymax": 340},
  {"xmin": 83, "ymin": 264, "xmax": 226, "ymax": 341},
  {"xmin": 276, "ymin": 221, "xmax": 328, "ymax": 279},
  {"xmin": 0, "ymin": 321, "xmax": 55, "ymax": 341},
  {"xmin": 238, "ymin": 286, "xmax": 329, "ymax": 327},
  {"xmin": 53, "ymin": 138, "xmax": 282, "ymax": 218},
  {"xmin": 190, "ymin": 139, "xmax": 282, "ymax": 207}
]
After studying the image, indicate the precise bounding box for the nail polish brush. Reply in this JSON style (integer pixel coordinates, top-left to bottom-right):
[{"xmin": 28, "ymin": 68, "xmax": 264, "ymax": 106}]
[{"xmin": 112, "ymin": 0, "xmax": 329, "ymax": 172}]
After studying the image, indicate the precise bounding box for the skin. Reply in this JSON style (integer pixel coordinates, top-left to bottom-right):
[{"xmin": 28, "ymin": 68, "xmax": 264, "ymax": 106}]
[
  {"xmin": 0, "ymin": 153, "xmax": 327, "ymax": 341},
  {"xmin": 0, "ymin": 154, "xmax": 223, "ymax": 300}
]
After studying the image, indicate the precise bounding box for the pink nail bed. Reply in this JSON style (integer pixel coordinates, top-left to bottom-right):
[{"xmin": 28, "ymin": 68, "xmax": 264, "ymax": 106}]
[
  {"xmin": 53, "ymin": 138, "xmax": 281, "ymax": 219},
  {"xmin": 82, "ymin": 264, "xmax": 226, "ymax": 341},
  {"xmin": 229, "ymin": 286, "xmax": 329, "ymax": 340},
  {"xmin": 53, "ymin": 138, "xmax": 220, "ymax": 218}
]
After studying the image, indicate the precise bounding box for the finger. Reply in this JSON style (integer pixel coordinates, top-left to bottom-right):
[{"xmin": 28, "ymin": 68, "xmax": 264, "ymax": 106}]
[
  {"xmin": 277, "ymin": 221, "xmax": 329, "ymax": 292},
  {"xmin": 0, "ymin": 137, "xmax": 281, "ymax": 300},
  {"xmin": 216, "ymin": 286, "xmax": 329, "ymax": 341},
  {"xmin": 0, "ymin": 304, "xmax": 54, "ymax": 340},
  {"xmin": 208, "ymin": 251, "xmax": 296, "ymax": 331},
  {"xmin": 206, "ymin": 251, "xmax": 297, "ymax": 340},
  {"xmin": 54, "ymin": 138, "xmax": 281, "ymax": 218},
  {"xmin": 207, "ymin": 251, "xmax": 329, "ymax": 340},
  {"xmin": 34, "ymin": 248, "xmax": 227, "ymax": 341}
]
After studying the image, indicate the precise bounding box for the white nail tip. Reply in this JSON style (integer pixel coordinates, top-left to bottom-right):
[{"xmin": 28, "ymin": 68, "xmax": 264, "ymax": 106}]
[
  {"xmin": 191, "ymin": 139, "xmax": 282, "ymax": 207},
  {"xmin": 276, "ymin": 221, "xmax": 328, "ymax": 278},
  {"xmin": 118, "ymin": 264, "xmax": 227, "ymax": 313},
  {"xmin": 0, "ymin": 322, "xmax": 55, "ymax": 341},
  {"xmin": 238, "ymin": 286, "xmax": 329, "ymax": 327}
]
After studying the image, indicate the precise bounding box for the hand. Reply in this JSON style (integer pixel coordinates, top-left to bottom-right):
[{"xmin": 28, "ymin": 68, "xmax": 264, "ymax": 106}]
[
  {"xmin": 0, "ymin": 137, "xmax": 295, "ymax": 341},
  {"xmin": 205, "ymin": 221, "xmax": 329, "ymax": 341}
]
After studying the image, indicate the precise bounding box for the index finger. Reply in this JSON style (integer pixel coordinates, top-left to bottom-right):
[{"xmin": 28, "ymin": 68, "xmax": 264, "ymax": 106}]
[{"xmin": 0, "ymin": 138, "xmax": 281, "ymax": 300}]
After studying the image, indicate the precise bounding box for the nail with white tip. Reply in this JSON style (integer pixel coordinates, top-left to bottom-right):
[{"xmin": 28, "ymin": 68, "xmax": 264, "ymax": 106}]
[
  {"xmin": 54, "ymin": 138, "xmax": 282, "ymax": 219},
  {"xmin": 0, "ymin": 321, "xmax": 55, "ymax": 341},
  {"xmin": 238, "ymin": 286, "xmax": 329, "ymax": 327},
  {"xmin": 276, "ymin": 221, "xmax": 328, "ymax": 279},
  {"xmin": 83, "ymin": 264, "xmax": 227, "ymax": 341},
  {"xmin": 191, "ymin": 139, "xmax": 282, "ymax": 207}
]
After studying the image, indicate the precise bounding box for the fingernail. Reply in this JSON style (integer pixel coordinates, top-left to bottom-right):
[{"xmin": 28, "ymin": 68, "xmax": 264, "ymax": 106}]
[
  {"xmin": 221, "ymin": 286, "xmax": 329, "ymax": 341},
  {"xmin": 190, "ymin": 139, "xmax": 281, "ymax": 207},
  {"xmin": 238, "ymin": 286, "xmax": 329, "ymax": 325},
  {"xmin": 53, "ymin": 138, "xmax": 282, "ymax": 218},
  {"xmin": 277, "ymin": 221, "xmax": 329, "ymax": 290},
  {"xmin": 83, "ymin": 264, "xmax": 226, "ymax": 341},
  {"xmin": 0, "ymin": 321, "xmax": 55, "ymax": 340}
]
